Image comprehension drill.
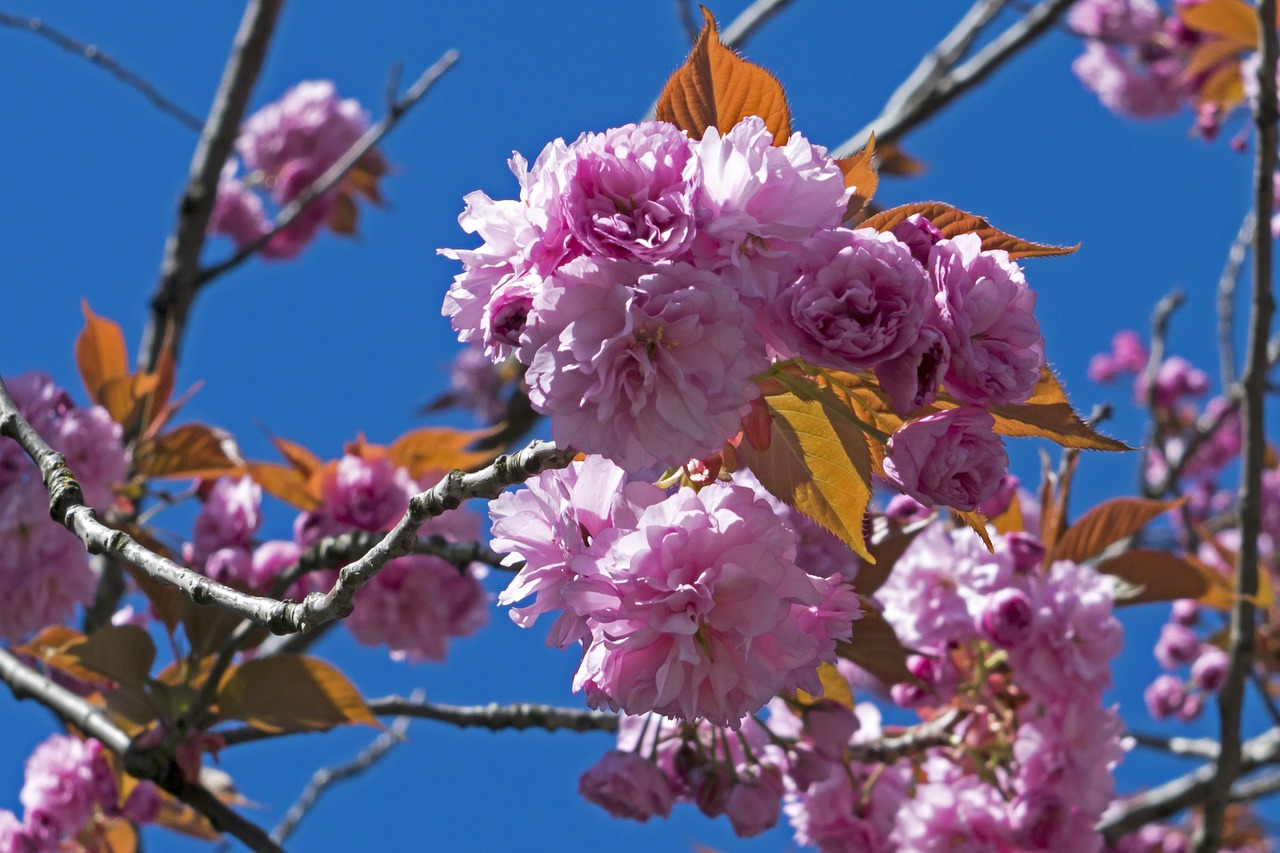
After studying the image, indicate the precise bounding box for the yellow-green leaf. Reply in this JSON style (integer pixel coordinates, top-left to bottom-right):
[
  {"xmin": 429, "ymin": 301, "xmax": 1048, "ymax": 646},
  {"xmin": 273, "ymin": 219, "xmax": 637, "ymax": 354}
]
[
  {"xmin": 985, "ymin": 369, "xmax": 1131, "ymax": 451},
  {"xmin": 655, "ymin": 6, "xmax": 791, "ymax": 142},
  {"xmin": 861, "ymin": 202, "xmax": 1078, "ymax": 259},
  {"xmin": 217, "ymin": 654, "xmax": 378, "ymax": 733},
  {"xmin": 794, "ymin": 661, "xmax": 855, "ymax": 709},
  {"xmin": 738, "ymin": 388, "xmax": 874, "ymax": 561}
]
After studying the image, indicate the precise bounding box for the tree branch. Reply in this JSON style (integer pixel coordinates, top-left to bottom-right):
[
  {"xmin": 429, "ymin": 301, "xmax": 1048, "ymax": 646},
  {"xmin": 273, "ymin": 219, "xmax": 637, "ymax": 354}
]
[
  {"xmin": 139, "ymin": 0, "xmax": 285, "ymax": 372},
  {"xmin": 0, "ymin": 373, "xmax": 570, "ymax": 635},
  {"xmin": 1194, "ymin": 1, "xmax": 1278, "ymax": 847},
  {"xmin": 719, "ymin": 0, "xmax": 797, "ymax": 48},
  {"xmin": 270, "ymin": 697, "xmax": 419, "ymax": 845},
  {"xmin": 834, "ymin": 0, "xmax": 1074, "ymax": 156},
  {"xmin": 1127, "ymin": 731, "xmax": 1222, "ymax": 761},
  {"xmin": 0, "ymin": 647, "xmax": 283, "ymax": 853},
  {"xmin": 1099, "ymin": 727, "xmax": 1280, "ymax": 841},
  {"xmin": 0, "ymin": 12, "xmax": 203, "ymax": 131},
  {"xmin": 1218, "ymin": 208, "xmax": 1255, "ymax": 388},
  {"xmin": 193, "ymin": 49, "xmax": 461, "ymax": 288}
]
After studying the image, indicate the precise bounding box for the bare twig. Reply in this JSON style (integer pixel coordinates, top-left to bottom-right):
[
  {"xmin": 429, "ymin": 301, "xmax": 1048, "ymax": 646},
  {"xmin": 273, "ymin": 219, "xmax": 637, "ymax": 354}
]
[
  {"xmin": 847, "ymin": 708, "xmax": 962, "ymax": 765},
  {"xmin": 0, "ymin": 374, "xmax": 570, "ymax": 634},
  {"xmin": 270, "ymin": 695, "xmax": 420, "ymax": 844},
  {"xmin": 676, "ymin": 0, "xmax": 699, "ymax": 43},
  {"xmin": 218, "ymin": 699, "xmax": 619, "ymax": 746},
  {"xmin": 0, "ymin": 647, "xmax": 283, "ymax": 853},
  {"xmin": 1195, "ymin": 2, "xmax": 1279, "ymax": 844},
  {"xmin": 1099, "ymin": 727, "xmax": 1280, "ymax": 840},
  {"xmin": 1218, "ymin": 209, "xmax": 1255, "ymax": 387},
  {"xmin": 1128, "ymin": 731, "xmax": 1222, "ymax": 761},
  {"xmin": 139, "ymin": 0, "xmax": 285, "ymax": 372},
  {"xmin": 0, "ymin": 12, "xmax": 202, "ymax": 131},
  {"xmin": 835, "ymin": 0, "xmax": 1075, "ymax": 156},
  {"xmin": 194, "ymin": 50, "xmax": 460, "ymax": 288},
  {"xmin": 1139, "ymin": 290, "xmax": 1186, "ymax": 498}
]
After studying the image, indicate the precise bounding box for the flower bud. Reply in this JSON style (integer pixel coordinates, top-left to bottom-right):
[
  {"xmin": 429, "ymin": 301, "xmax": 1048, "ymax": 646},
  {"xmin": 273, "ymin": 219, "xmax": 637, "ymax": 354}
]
[{"xmin": 977, "ymin": 588, "xmax": 1036, "ymax": 649}]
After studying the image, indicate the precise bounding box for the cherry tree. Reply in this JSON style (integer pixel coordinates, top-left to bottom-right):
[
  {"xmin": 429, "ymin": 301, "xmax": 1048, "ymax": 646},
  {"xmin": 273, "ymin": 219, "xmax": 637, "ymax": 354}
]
[{"xmin": 0, "ymin": 1, "xmax": 1277, "ymax": 851}]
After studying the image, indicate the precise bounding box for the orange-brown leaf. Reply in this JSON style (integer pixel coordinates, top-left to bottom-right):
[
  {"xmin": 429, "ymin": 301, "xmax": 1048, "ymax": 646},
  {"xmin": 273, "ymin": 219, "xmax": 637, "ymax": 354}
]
[
  {"xmin": 861, "ymin": 202, "xmax": 1078, "ymax": 259},
  {"xmin": 60, "ymin": 625, "xmax": 157, "ymax": 688},
  {"xmin": 11, "ymin": 626, "xmax": 106, "ymax": 684},
  {"xmin": 76, "ymin": 301, "xmax": 130, "ymax": 406},
  {"xmin": 387, "ymin": 426, "xmax": 499, "ymax": 481},
  {"xmin": 1049, "ymin": 497, "xmax": 1185, "ymax": 564},
  {"xmin": 837, "ymin": 133, "xmax": 878, "ymax": 221},
  {"xmin": 217, "ymin": 654, "xmax": 378, "ymax": 733},
  {"xmin": 986, "ymin": 369, "xmax": 1132, "ymax": 451},
  {"xmin": 272, "ymin": 435, "xmax": 324, "ymax": 476},
  {"xmin": 955, "ymin": 510, "xmax": 995, "ymax": 552},
  {"xmin": 151, "ymin": 790, "xmax": 220, "ymax": 840},
  {"xmin": 876, "ymin": 142, "xmax": 927, "ymax": 176},
  {"xmin": 1184, "ymin": 36, "xmax": 1248, "ymax": 80},
  {"xmin": 1179, "ymin": 0, "xmax": 1259, "ymax": 48},
  {"xmin": 655, "ymin": 6, "xmax": 791, "ymax": 142},
  {"xmin": 328, "ymin": 192, "xmax": 359, "ymax": 236},
  {"xmin": 1198, "ymin": 61, "xmax": 1245, "ymax": 110},
  {"xmin": 97, "ymin": 373, "xmax": 160, "ymax": 432},
  {"xmin": 835, "ymin": 606, "xmax": 914, "ymax": 686},
  {"xmin": 134, "ymin": 424, "xmax": 242, "ymax": 480},
  {"xmin": 1099, "ymin": 550, "xmax": 1211, "ymax": 606},
  {"xmin": 245, "ymin": 462, "xmax": 322, "ymax": 511}
]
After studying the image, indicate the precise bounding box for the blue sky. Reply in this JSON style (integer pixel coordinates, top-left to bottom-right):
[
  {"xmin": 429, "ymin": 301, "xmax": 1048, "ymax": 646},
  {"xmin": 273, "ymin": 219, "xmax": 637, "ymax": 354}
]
[{"xmin": 0, "ymin": 1, "xmax": 1274, "ymax": 850}]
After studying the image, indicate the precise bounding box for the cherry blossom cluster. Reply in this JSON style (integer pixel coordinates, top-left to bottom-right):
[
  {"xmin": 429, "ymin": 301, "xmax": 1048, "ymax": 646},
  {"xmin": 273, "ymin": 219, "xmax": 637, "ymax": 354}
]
[
  {"xmin": 0, "ymin": 373, "xmax": 127, "ymax": 642},
  {"xmin": 0, "ymin": 734, "xmax": 159, "ymax": 852},
  {"xmin": 490, "ymin": 456, "xmax": 860, "ymax": 727},
  {"xmin": 209, "ymin": 81, "xmax": 383, "ymax": 259},
  {"xmin": 183, "ymin": 453, "xmax": 488, "ymax": 664},
  {"xmin": 443, "ymin": 117, "xmax": 1043, "ymax": 510},
  {"xmin": 576, "ymin": 504, "xmax": 1131, "ymax": 851}
]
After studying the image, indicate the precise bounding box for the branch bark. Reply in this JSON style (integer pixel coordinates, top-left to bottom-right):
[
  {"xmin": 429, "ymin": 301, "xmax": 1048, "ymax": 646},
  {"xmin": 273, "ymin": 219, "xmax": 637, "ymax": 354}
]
[
  {"xmin": 834, "ymin": 0, "xmax": 1074, "ymax": 157},
  {"xmin": 139, "ymin": 0, "xmax": 285, "ymax": 372},
  {"xmin": 193, "ymin": 49, "xmax": 460, "ymax": 288},
  {"xmin": 1194, "ymin": 1, "xmax": 1278, "ymax": 847}
]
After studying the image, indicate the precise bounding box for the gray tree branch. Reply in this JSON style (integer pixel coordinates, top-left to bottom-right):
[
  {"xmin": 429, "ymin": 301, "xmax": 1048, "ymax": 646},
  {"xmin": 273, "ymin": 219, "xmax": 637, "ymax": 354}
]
[
  {"xmin": 193, "ymin": 49, "xmax": 460, "ymax": 288},
  {"xmin": 139, "ymin": 0, "xmax": 285, "ymax": 372},
  {"xmin": 1194, "ymin": 1, "xmax": 1279, "ymax": 847},
  {"xmin": 0, "ymin": 12, "xmax": 203, "ymax": 131}
]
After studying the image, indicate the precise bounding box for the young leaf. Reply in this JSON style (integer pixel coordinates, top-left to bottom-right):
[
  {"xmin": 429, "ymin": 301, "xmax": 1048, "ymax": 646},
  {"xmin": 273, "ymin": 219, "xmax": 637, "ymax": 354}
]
[
  {"xmin": 10, "ymin": 626, "xmax": 106, "ymax": 685},
  {"xmin": 387, "ymin": 426, "xmax": 500, "ymax": 481},
  {"xmin": 861, "ymin": 202, "xmax": 1078, "ymax": 258},
  {"xmin": 984, "ymin": 369, "xmax": 1131, "ymax": 452},
  {"xmin": 738, "ymin": 387, "xmax": 874, "ymax": 561},
  {"xmin": 794, "ymin": 661, "xmax": 855, "ymax": 709},
  {"xmin": 216, "ymin": 654, "xmax": 378, "ymax": 733},
  {"xmin": 837, "ymin": 133, "xmax": 878, "ymax": 221},
  {"xmin": 954, "ymin": 510, "xmax": 994, "ymax": 552},
  {"xmin": 75, "ymin": 301, "xmax": 129, "ymax": 405},
  {"xmin": 245, "ymin": 461, "xmax": 322, "ymax": 511},
  {"xmin": 655, "ymin": 6, "xmax": 791, "ymax": 142},
  {"xmin": 133, "ymin": 424, "xmax": 243, "ymax": 480},
  {"xmin": 1179, "ymin": 0, "xmax": 1259, "ymax": 48},
  {"xmin": 1048, "ymin": 496, "xmax": 1185, "ymax": 564},
  {"xmin": 1098, "ymin": 550, "xmax": 1210, "ymax": 606},
  {"xmin": 835, "ymin": 605, "xmax": 914, "ymax": 686},
  {"xmin": 271, "ymin": 435, "xmax": 324, "ymax": 476},
  {"xmin": 1197, "ymin": 62, "xmax": 1245, "ymax": 111},
  {"xmin": 101, "ymin": 684, "xmax": 162, "ymax": 735},
  {"xmin": 60, "ymin": 625, "xmax": 157, "ymax": 689}
]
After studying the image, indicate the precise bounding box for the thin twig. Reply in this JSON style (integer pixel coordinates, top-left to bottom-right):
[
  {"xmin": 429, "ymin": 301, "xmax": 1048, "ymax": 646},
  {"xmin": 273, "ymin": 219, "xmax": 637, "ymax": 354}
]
[
  {"xmin": 847, "ymin": 708, "xmax": 962, "ymax": 765},
  {"xmin": 0, "ymin": 12, "xmax": 203, "ymax": 131},
  {"xmin": 1195, "ymin": 5, "xmax": 1277, "ymax": 842},
  {"xmin": 0, "ymin": 373, "xmax": 570, "ymax": 635},
  {"xmin": 1128, "ymin": 731, "xmax": 1221, "ymax": 761},
  {"xmin": 1139, "ymin": 290, "xmax": 1186, "ymax": 498},
  {"xmin": 1218, "ymin": 209, "xmax": 1255, "ymax": 387},
  {"xmin": 675, "ymin": 0, "xmax": 699, "ymax": 43},
  {"xmin": 194, "ymin": 49, "xmax": 460, "ymax": 288},
  {"xmin": 218, "ymin": 699, "xmax": 620, "ymax": 746},
  {"xmin": 834, "ymin": 0, "xmax": 1076, "ymax": 156},
  {"xmin": 139, "ymin": 0, "xmax": 285, "ymax": 372},
  {"xmin": 0, "ymin": 647, "xmax": 283, "ymax": 853},
  {"xmin": 270, "ymin": 694, "xmax": 421, "ymax": 844},
  {"xmin": 1098, "ymin": 726, "xmax": 1280, "ymax": 840}
]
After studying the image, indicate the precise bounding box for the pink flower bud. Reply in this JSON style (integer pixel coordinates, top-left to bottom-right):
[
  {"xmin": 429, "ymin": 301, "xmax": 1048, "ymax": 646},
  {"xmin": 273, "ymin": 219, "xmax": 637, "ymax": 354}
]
[
  {"xmin": 724, "ymin": 773, "xmax": 783, "ymax": 838},
  {"xmin": 1145, "ymin": 674, "xmax": 1186, "ymax": 721},
  {"xmin": 578, "ymin": 751, "xmax": 675, "ymax": 822},
  {"xmin": 1006, "ymin": 532, "xmax": 1046, "ymax": 573},
  {"xmin": 1190, "ymin": 646, "xmax": 1229, "ymax": 693},
  {"xmin": 1155, "ymin": 622, "xmax": 1200, "ymax": 670},
  {"xmin": 883, "ymin": 407, "xmax": 1008, "ymax": 512},
  {"xmin": 978, "ymin": 588, "xmax": 1036, "ymax": 649},
  {"xmin": 687, "ymin": 763, "xmax": 733, "ymax": 818},
  {"xmin": 1170, "ymin": 599, "xmax": 1199, "ymax": 626}
]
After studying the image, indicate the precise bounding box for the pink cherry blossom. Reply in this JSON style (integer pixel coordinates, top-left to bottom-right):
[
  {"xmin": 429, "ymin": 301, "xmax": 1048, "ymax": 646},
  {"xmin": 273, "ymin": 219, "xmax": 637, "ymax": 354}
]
[
  {"xmin": 19, "ymin": 735, "xmax": 116, "ymax": 849},
  {"xmin": 569, "ymin": 482, "xmax": 859, "ymax": 726},
  {"xmin": 931, "ymin": 233, "xmax": 1045, "ymax": 406},
  {"xmin": 883, "ymin": 407, "xmax": 1009, "ymax": 512},
  {"xmin": 522, "ymin": 258, "xmax": 767, "ymax": 472},
  {"xmin": 1073, "ymin": 42, "xmax": 1184, "ymax": 119},
  {"xmin": 770, "ymin": 227, "xmax": 931, "ymax": 372},
  {"xmin": 237, "ymin": 80, "xmax": 369, "ymax": 179},
  {"xmin": 1067, "ymin": 0, "xmax": 1163, "ymax": 42},
  {"xmin": 578, "ymin": 750, "xmax": 676, "ymax": 822}
]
